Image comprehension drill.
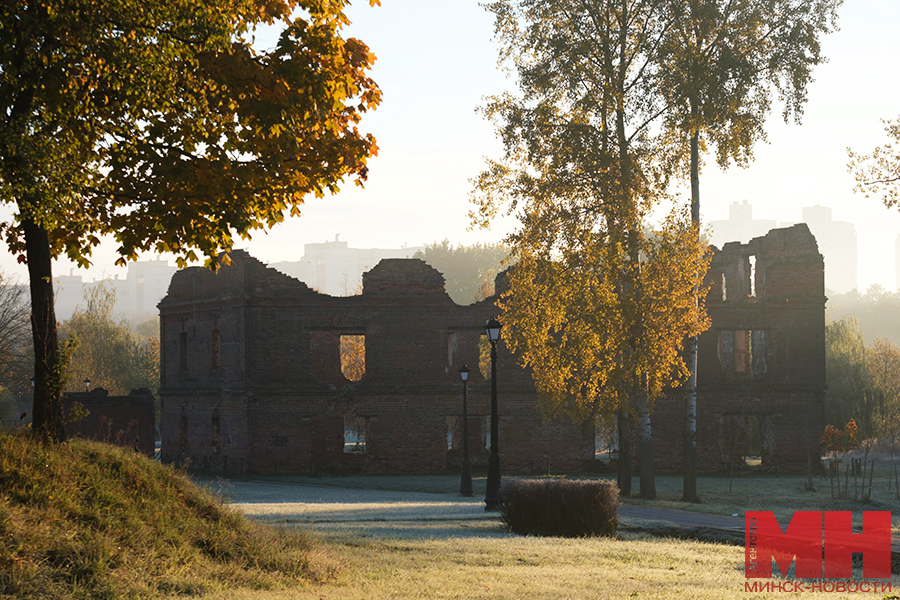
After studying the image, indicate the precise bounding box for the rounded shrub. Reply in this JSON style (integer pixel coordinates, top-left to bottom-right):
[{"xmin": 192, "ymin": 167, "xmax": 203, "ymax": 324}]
[{"xmin": 499, "ymin": 478, "xmax": 618, "ymax": 537}]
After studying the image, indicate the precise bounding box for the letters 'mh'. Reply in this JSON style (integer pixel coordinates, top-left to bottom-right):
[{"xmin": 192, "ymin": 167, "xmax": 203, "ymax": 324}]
[{"xmin": 745, "ymin": 511, "xmax": 891, "ymax": 579}]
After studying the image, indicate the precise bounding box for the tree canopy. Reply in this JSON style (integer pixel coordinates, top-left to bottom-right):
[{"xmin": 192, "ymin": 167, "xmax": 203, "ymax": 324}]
[
  {"xmin": 0, "ymin": 0, "xmax": 381, "ymax": 439},
  {"xmin": 656, "ymin": 0, "xmax": 838, "ymax": 502},
  {"xmin": 474, "ymin": 0, "xmax": 714, "ymax": 498},
  {"xmin": 59, "ymin": 284, "xmax": 159, "ymax": 398},
  {"xmin": 474, "ymin": 0, "xmax": 838, "ymax": 499},
  {"xmin": 849, "ymin": 118, "xmax": 900, "ymax": 209},
  {"xmin": 413, "ymin": 240, "xmax": 509, "ymax": 304}
]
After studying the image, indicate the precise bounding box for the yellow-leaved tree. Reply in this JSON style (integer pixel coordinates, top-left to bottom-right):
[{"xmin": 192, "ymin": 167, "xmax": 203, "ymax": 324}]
[{"xmin": 475, "ymin": 0, "xmax": 837, "ymax": 499}]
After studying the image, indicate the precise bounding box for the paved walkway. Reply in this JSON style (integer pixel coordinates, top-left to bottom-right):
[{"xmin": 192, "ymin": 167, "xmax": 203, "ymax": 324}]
[
  {"xmin": 210, "ymin": 478, "xmax": 747, "ymax": 539},
  {"xmin": 216, "ymin": 478, "xmax": 900, "ymax": 550}
]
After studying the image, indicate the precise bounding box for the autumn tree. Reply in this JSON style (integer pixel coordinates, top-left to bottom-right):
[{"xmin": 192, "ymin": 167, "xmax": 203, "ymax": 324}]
[
  {"xmin": 0, "ymin": 0, "xmax": 381, "ymax": 440},
  {"xmin": 825, "ymin": 317, "xmax": 876, "ymax": 445},
  {"xmin": 414, "ymin": 240, "xmax": 510, "ymax": 304},
  {"xmin": 59, "ymin": 284, "xmax": 159, "ymax": 397},
  {"xmin": 657, "ymin": 0, "xmax": 839, "ymax": 502},
  {"xmin": 866, "ymin": 337, "xmax": 900, "ymax": 477},
  {"xmin": 474, "ymin": 0, "xmax": 711, "ymax": 499},
  {"xmin": 849, "ymin": 118, "xmax": 900, "ymax": 207}
]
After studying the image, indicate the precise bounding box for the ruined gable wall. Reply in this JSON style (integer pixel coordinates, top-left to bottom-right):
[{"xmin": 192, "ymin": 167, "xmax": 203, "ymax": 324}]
[
  {"xmin": 651, "ymin": 224, "xmax": 826, "ymax": 473},
  {"xmin": 159, "ymin": 254, "xmax": 587, "ymax": 474}
]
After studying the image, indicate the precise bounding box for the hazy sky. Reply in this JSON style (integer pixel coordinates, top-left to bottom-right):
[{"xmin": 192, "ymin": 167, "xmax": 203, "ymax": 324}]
[{"xmin": 2, "ymin": 0, "xmax": 899, "ymax": 292}]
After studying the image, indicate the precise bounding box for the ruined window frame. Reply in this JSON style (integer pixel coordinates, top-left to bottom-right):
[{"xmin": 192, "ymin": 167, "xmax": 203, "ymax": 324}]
[
  {"xmin": 340, "ymin": 334, "xmax": 366, "ymax": 382},
  {"xmin": 719, "ymin": 329, "xmax": 768, "ymax": 379},
  {"xmin": 343, "ymin": 415, "xmax": 368, "ymax": 454},
  {"xmin": 211, "ymin": 329, "xmax": 221, "ymax": 371},
  {"xmin": 179, "ymin": 331, "xmax": 188, "ymax": 373}
]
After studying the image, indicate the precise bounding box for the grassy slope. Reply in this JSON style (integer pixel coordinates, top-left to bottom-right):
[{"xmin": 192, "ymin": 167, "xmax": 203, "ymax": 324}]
[{"xmin": 0, "ymin": 432, "xmax": 333, "ymax": 599}]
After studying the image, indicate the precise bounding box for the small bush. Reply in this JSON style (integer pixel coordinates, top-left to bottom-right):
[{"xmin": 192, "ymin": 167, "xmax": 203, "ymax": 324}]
[{"xmin": 499, "ymin": 478, "xmax": 618, "ymax": 537}]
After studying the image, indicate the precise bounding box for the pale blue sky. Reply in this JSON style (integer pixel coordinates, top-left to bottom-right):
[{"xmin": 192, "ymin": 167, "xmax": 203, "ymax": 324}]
[{"xmin": 2, "ymin": 0, "xmax": 899, "ymax": 291}]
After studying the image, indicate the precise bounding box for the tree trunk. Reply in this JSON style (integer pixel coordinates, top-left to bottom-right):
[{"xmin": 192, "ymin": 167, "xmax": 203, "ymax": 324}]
[
  {"xmin": 23, "ymin": 216, "xmax": 64, "ymax": 441},
  {"xmin": 617, "ymin": 407, "xmax": 632, "ymax": 497},
  {"xmin": 637, "ymin": 387, "xmax": 656, "ymax": 499},
  {"xmin": 683, "ymin": 129, "xmax": 700, "ymax": 502}
]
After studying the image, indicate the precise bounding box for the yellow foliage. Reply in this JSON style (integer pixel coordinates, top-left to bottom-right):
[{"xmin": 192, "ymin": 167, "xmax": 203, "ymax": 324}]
[{"xmin": 500, "ymin": 210, "xmax": 711, "ymax": 423}]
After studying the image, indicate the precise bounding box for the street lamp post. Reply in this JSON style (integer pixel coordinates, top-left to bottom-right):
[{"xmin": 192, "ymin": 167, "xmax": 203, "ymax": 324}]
[
  {"xmin": 458, "ymin": 366, "xmax": 473, "ymax": 497},
  {"xmin": 84, "ymin": 378, "xmax": 91, "ymax": 392},
  {"xmin": 483, "ymin": 318, "xmax": 502, "ymax": 511}
]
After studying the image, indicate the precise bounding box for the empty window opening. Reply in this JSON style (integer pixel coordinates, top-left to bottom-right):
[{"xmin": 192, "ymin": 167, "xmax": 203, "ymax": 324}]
[
  {"xmin": 734, "ymin": 330, "xmax": 752, "ymax": 374},
  {"xmin": 211, "ymin": 329, "xmax": 221, "ymax": 371},
  {"xmin": 340, "ymin": 335, "xmax": 365, "ymax": 381},
  {"xmin": 447, "ymin": 332, "xmax": 458, "ymax": 368},
  {"xmin": 594, "ymin": 418, "xmax": 618, "ymax": 461},
  {"xmin": 751, "ymin": 330, "xmax": 768, "ymax": 376},
  {"xmin": 179, "ymin": 332, "xmax": 188, "ymax": 372},
  {"xmin": 479, "ymin": 335, "xmax": 491, "ymax": 380},
  {"xmin": 744, "ymin": 415, "xmax": 762, "ymax": 466},
  {"xmin": 211, "ymin": 412, "xmax": 221, "ymax": 454},
  {"xmin": 481, "ymin": 416, "xmax": 492, "ymax": 451},
  {"xmin": 343, "ymin": 416, "xmax": 367, "ymax": 454},
  {"xmin": 748, "ymin": 255, "xmax": 757, "ymax": 297},
  {"xmin": 446, "ymin": 415, "xmax": 460, "ymax": 451},
  {"xmin": 719, "ymin": 330, "xmax": 767, "ymax": 378}
]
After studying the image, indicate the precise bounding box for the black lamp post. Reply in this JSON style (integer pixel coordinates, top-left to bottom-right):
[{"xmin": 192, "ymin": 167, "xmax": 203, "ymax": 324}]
[
  {"xmin": 483, "ymin": 318, "xmax": 502, "ymax": 511},
  {"xmin": 458, "ymin": 366, "xmax": 473, "ymax": 497},
  {"xmin": 83, "ymin": 378, "xmax": 91, "ymax": 392}
]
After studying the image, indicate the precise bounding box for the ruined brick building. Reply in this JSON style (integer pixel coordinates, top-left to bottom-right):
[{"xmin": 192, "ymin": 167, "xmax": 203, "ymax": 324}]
[
  {"xmin": 652, "ymin": 223, "xmax": 826, "ymax": 472},
  {"xmin": 159, "ymin": 223, "xmax": 825, "ymax": 474}
]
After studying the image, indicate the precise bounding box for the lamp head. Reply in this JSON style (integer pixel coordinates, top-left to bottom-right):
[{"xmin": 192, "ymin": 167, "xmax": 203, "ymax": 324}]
[{"xmin": 484, "ymin": 318, "xmax": 502, "ymax": 343}]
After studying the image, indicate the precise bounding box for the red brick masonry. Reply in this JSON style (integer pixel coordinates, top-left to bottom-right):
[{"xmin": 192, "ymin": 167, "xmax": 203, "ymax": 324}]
[{"xmin": 159, "ymin": 224, "xmax": 825, "ymax": 475}]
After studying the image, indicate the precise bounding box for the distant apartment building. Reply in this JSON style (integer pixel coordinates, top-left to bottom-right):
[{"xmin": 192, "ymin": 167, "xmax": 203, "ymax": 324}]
[
  {"xmin": 796, "ymin": 205, "xmax": 857, "ymax": 294},
  {"xmin": 270, "ymin": 236, "xmax": 423, "ymax": 296},
  {"xmin": 54, "ymin": 259, "xmax": 178, "ymax": 323},
  {"xmin": 707, "ymin": 200, "xmax": 777, "ymax": 248},
  {"xmin": 709, "ymin": 201, "xmax": 857, "ymax": 294}
]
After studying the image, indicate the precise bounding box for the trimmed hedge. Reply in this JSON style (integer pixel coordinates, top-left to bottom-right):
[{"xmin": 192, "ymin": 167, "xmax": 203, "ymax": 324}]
[{"xmin": 498, "ymin": 478, "xmax": 618, "ymax": 537}]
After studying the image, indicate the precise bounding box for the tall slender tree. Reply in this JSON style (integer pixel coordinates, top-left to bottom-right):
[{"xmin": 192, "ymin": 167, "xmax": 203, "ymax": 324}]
[
  {"xmin": 657, "ymin": 0, "xmax": 839, "ymax": 502},
  {"xmin": 474, "ymin": 0, "xmax": 710, "ymax": 499},
  {"xmin": 0, "ymin": 0, "xmax": 381, "ymax": 440}
]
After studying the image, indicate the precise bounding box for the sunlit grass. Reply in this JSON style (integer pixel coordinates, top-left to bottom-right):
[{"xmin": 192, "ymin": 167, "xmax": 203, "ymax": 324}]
[
  {"xmin": 0, "ymin": 432, "xmax": 333, "ymax": 599},
  {"xmin": 200, "ymin": 524, "xmax": 900, "ymax": 600}
]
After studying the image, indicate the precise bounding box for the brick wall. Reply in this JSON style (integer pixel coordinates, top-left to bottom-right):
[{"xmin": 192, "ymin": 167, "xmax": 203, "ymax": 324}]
[
  {"xmin": 651, "ymin": 224, "xmax": 826, "ymax": 472},
  {"xmin": 65, "ymin": 388, "xmax": 155, "ymax": 456},
  {"xmin": 159, "ymin": 253, "xmax": 586, "ymax": 474},
  {"xmin": 160, "ymin": 223, "xmax": 825, "ymax": 476}
]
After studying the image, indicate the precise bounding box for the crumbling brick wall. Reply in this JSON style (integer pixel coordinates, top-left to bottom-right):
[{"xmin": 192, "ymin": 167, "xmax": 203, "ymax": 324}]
[
  {"xmin": 651, "ymin": 223, "xmax": 826, "ymax": 473},
  {"xmin": 160, "ymin": 222, "xmax": 826, "ymax": 476},
  {"xmin": 159, "ymin": 253, "xmax": 589, "ymax": 474},
  {"xmin": 64, "ymin": 388, "xmax": 156, "ymax": 456}
]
